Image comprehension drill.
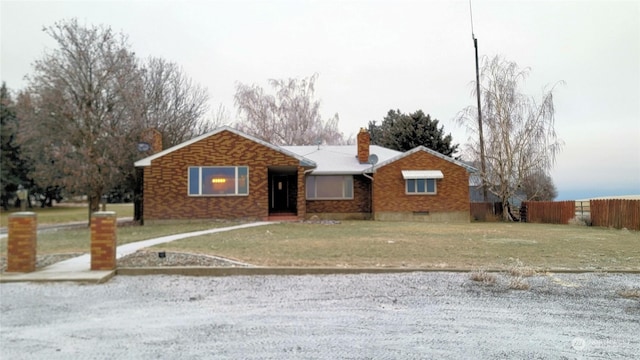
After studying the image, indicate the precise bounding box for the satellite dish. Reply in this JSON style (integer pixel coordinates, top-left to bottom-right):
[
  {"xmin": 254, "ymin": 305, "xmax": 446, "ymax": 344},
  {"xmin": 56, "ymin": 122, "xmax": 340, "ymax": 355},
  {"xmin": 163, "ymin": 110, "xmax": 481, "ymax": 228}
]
[
  {"xmin": 137, "ymin": 142, "xmax": 151, "ymax": 152},
  {"xmin": 368, "ymin": 154, "xmax": 379, "ymax": 165}
]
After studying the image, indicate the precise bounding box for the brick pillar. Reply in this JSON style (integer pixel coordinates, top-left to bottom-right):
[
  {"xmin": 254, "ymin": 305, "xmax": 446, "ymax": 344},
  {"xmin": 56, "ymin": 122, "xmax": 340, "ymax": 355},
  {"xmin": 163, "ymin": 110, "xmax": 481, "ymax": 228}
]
[
  {"xmin": 91, "ymin": 211, "xmax": 117, "ymax": 271},
  {"xmin": 297, "ymin": 166, "xmax": 307, "ymax": 220},
  {"xmin": 7, "ymin": 212, "xmax": 37, "ymax": 272}
]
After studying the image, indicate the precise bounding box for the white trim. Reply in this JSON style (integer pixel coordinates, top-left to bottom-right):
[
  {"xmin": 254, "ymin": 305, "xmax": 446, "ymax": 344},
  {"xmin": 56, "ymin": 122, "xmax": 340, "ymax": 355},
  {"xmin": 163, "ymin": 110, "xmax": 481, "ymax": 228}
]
[
  {"xmin": 135, "ymin": 126, "xmax": 316, "ymax": 168},
  {"xmin": 405, "ymin": 178, "xmax": 438, "ymax": 195},
  {"xmin": 401, "ymin": 170, "xmax": 444, "ymax": 179},
  {"xmin": 364, "ymin": 146, "xmax": 477, "ymax": 173}
]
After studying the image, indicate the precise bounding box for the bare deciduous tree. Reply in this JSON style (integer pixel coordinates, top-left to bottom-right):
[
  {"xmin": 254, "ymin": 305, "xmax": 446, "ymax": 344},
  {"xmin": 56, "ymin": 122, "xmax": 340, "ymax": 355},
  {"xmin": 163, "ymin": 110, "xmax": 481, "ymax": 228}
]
[
  {"xmin": 15, "ymin": 19, "xmax": 213, "ymax": 221},
  {"xmin": 521, "ymin": 171, "xmax": 558, "ymax": 201},
  {"xmin": 234, "ymin": 73, "xmax": 345, "ymax": 145},
  {"xmin": 457, "ymin": 55, "xmax": 563, "ymax": 220},
  {"xmin": 141, "ymin": 57, "xmax": 211, "ymax": 148},
  {"xmin": 16, "ymin": 19, "xmax": 144, "ymax": 216}
]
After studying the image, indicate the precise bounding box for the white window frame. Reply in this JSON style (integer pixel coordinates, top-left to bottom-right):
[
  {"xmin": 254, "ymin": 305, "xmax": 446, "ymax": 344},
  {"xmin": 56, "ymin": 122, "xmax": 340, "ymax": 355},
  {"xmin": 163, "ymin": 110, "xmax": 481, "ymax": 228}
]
[
  {"xmin": 188, "ymin": 166, "xmax": 249, "ymax": 196},
  {"xmin": 402, "ymin": 170, "xmax": 442, "ymax": 195},
  {"xmin": 406, "ymin": 178, "xmax": 437, "ymax": 195},
  {"xmin": 306, "ymin": 175, "xmax": 354, "ymax": 200}
]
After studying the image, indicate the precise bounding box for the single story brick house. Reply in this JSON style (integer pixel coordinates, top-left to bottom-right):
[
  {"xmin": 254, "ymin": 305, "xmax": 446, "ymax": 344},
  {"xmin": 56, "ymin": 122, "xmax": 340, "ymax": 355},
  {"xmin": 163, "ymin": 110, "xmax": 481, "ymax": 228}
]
[{"xmin": 134, "ymin": 126, "xmax": 476, "ymax": 222}]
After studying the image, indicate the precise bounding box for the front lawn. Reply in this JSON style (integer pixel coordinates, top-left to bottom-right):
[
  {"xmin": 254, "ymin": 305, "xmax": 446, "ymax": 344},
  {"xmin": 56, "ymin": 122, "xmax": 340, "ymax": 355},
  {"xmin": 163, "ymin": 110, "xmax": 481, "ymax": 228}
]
[{"xmin": 152, "ymin": 221, "xmax": 640, "ymax": 270}]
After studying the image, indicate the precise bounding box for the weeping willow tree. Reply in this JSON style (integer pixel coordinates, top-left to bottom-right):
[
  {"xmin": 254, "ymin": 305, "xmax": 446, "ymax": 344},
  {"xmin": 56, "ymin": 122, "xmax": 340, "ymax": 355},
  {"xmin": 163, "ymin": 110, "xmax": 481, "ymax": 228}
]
[
  {"xmin": 458, "ymin": 55, "xmax": 564, "ymax": 220},
  {"xmin": 234, "ymin": 73, "xmax": 345, "ymax": 145}
]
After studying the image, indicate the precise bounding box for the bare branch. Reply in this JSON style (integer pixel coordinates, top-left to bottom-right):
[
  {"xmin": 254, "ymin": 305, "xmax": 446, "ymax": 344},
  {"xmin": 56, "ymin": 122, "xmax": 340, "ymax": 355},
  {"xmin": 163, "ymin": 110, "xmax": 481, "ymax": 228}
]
[
  {"xmin": 234, "ymin": 74, "xmax": 344, "ymax": 145},
  {"xmin": 457, "ymin": 55, "xmax": 564, "ymax": 219}
]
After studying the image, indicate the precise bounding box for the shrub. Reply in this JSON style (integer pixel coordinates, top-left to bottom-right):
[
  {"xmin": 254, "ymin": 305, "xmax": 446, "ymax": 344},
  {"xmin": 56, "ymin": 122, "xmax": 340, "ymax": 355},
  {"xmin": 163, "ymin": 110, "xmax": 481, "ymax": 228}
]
[
  {"xmin": 508, "ymin": 276, "xmax": 531, "ymax": 290},
  {"xmin": 470, "ymin": 270, "xmax": 497, "ymax": 285},
  {"xmin": 568, "ymin": 215, "xmax": 592, "ymax": 226},
  {"xmin": 508, "ymin": 259, "xmax": 537, "ymax": 277}
]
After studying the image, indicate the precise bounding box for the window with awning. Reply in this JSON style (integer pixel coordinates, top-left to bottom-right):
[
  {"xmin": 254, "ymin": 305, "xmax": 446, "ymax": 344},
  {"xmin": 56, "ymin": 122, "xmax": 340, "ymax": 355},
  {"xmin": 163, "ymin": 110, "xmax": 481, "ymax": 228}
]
[{"xmin": 402, "ymin": 170, "xmax": 442, "ymax": 194}]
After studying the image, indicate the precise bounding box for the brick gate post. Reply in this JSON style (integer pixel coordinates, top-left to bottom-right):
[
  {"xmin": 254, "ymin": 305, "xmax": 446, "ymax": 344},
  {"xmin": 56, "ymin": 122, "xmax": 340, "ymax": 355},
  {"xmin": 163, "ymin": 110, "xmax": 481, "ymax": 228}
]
[
  {"xmin": 91, "ymin": 212, "xmax": 117, "ymax": 271},
  {"xmin": 7, "ymin": 212, "xmax": 37, "ymax": 272}
]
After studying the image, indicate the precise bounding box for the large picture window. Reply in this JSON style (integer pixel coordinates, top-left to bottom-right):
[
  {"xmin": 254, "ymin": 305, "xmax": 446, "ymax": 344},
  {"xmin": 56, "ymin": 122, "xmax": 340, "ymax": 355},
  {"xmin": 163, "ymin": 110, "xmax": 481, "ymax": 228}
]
[
  {"xmin": 306, "ymin": 175, "xmax": 353, "ymax": 200},
  {"xmin": 188, "ymin": 166, "xmax": 249, "ymax": 196}
]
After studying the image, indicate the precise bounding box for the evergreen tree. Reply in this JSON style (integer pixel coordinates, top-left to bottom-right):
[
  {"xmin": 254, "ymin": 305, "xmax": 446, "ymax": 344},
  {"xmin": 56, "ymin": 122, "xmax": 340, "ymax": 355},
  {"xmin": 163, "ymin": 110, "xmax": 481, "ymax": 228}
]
[
  {"xmin": 0, "ymin": 83, "xmax": 32, "ymax": 210},
  {"xmin": 368, "ymin": 109, "xmax": 459, "ymax": 157}
]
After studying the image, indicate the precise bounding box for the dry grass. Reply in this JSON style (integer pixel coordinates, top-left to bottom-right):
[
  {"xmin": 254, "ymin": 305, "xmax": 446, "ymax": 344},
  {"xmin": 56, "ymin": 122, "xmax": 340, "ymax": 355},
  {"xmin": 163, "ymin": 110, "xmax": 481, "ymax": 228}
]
[
  {"xmin": 470, "ymin": 270, "xmax": 497, "ymax": 284},
  {"xmin": 154, "ymin": 221, "xmax": 640, "ymax": 270},
  {"xmin": 0, "ymin": 203, "xmax": 133, "ymax": 226},
  {"xmin": 507, "ymin": 259, "xmax": 538, "ymax": 277},
  {"xmin": 3, "ymin": 219, "xmax": 639, "ymax": 270},
  {"xmin": 0, "ymin": 220, "xmax": 240, "ymax": 255},
  {"xmin": 617, "ymin": 289, "xmax": 640, "ymax": 299},
  {"xmin": 508, "ymin": 276, "xmax": 531, "ymax": 290}
]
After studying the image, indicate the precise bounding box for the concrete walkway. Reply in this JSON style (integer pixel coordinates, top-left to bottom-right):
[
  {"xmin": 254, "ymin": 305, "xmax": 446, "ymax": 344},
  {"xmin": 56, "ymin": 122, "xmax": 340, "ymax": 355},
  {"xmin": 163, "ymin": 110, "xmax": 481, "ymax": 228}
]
[{"xmin": 0, "ymin": 221, "xmax": 273, "ymax": 283}]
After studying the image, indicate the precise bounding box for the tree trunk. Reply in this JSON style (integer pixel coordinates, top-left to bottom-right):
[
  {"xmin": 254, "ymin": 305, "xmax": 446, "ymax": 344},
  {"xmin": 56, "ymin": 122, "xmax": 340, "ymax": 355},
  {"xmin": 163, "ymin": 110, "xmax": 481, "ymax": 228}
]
[
  {"xmin": 87, "ymin": 193, "xmax": 102, "ymax": 225},
  {"xmin": 502, "ymin": 197, "xmax": 511, "ymax": 222}
]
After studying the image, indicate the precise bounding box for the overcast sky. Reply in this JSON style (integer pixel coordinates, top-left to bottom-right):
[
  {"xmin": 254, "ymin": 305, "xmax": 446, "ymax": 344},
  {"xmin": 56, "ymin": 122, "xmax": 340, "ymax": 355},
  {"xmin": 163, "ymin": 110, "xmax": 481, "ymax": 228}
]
[{"xmin": 1, "ymin": 0, "xmax": 639, "ymax": 200}]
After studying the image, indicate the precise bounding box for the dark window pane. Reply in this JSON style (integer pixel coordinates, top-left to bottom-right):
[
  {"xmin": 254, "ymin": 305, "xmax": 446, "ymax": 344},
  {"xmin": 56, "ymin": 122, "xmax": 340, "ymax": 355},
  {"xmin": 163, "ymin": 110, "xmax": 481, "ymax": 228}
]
[
  {"xmin": 427, "ymin": 179, "xmax": 436, "ymax": 193},
  {"xmin": 188, "ymin": 167, "xmax": 200, "ymax": 195},
  {"xmin": 407, "ymin": 179, "xmax": 416, "ymax": 193},
  {"xmin": 238, "ymin": 167, "xmax": 248, "ymax": 194}
]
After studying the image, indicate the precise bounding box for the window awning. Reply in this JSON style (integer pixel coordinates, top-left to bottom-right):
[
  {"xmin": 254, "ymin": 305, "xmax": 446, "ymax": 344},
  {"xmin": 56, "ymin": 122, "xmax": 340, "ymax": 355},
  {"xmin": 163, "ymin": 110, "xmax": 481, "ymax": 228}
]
[{"xmin": 401, "ymin": 170, "xmax": 444, "ymax": 179}]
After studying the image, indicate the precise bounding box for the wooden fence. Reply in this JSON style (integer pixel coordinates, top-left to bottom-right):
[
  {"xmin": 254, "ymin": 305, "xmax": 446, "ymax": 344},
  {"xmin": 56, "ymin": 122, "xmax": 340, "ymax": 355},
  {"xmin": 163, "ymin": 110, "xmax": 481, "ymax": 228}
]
[
  {"xmin": 590, "ymin": 199, "xmax": 640, "ymax": 230},
  {"xmin": 470, "ymin": 202, "xmax": 503, "ymax": 221},
  {"xmin": 520, "ymin": 201, "xmax": 575, "ymax": 224}
]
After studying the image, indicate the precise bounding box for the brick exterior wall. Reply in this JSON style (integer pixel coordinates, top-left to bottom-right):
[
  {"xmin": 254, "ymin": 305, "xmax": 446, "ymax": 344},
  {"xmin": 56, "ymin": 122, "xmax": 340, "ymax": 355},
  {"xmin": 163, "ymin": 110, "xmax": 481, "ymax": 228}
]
[
  {"xmin": 306, "ymin": 175, "xmax": 371, "ymax": 215},
  {"xmin": 91, "ymin": 212, "xmax": 117, "ymax": 271},
  {"xmin": 143, "ymin": 130, "xmax": 304, "ymax": 220},
  {"xmin": 7, "ymin": 212, "xmax": 37, "ymax": 273},
  {"xmin": 373, "ymin": 151, "xmax": 470, "ymax": 221}
]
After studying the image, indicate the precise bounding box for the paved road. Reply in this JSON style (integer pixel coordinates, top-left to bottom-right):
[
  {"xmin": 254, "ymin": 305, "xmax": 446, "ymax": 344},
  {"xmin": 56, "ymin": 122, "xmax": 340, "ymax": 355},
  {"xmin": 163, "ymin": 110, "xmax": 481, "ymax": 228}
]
[{"xmin": 1, "ymin": 272, "xmax": 639, "ymax": 359}]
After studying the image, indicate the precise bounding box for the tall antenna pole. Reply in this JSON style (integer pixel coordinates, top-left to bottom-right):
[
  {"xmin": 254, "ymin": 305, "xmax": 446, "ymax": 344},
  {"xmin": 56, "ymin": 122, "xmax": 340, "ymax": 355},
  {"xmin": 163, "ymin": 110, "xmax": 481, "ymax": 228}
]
[{"xmin": 470, "ymin": 0, "xmax": 488, "ymax": 202}]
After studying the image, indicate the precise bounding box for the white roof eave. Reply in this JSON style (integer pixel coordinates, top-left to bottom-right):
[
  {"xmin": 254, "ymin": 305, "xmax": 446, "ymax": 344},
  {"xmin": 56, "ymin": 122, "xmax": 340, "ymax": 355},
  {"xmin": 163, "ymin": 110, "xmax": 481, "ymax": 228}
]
[{"xmin": 134, "ymin": 126, "xmax": 316, "ymax": 168}]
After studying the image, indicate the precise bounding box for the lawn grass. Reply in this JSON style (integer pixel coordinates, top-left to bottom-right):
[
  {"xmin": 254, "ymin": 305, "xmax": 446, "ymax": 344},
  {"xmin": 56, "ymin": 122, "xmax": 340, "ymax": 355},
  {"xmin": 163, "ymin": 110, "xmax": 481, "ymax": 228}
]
[
  {"xmin": 0, "ymin": 220, "xmax": 240, "ymax": 255},
  {"xmin": 153, "ymin": 221, "xmax": 640, "ymax": 271},
  {"xmin": 2, "ymin": 217, "xmax": 638, "ymax": 271},
  {"xmin": 0, "ymin": 203, "xmax": 134, "ymax": 226}
]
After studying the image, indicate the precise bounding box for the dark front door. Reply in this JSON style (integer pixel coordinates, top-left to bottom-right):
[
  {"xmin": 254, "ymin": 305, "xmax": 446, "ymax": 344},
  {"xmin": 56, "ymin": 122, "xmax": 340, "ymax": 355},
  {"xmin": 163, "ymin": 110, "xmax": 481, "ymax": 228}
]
[{"xmin": 271, "ymin": 175, "xmax": 290, "ymax": 212}]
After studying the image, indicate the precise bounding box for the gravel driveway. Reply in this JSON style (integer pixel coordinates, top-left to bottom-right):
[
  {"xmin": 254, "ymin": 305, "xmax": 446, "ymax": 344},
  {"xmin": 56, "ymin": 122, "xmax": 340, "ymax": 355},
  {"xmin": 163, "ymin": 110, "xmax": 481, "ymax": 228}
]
[{"xmin": 1, "ymin": 272, "xmax": 639, "ymax": 359}]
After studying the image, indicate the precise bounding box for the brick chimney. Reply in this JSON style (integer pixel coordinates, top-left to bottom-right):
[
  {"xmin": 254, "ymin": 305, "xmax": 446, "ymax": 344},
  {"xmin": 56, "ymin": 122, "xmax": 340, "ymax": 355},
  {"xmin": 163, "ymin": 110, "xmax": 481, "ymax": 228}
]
[
  {"xmin": 357, "ymin": 128, "xmax": 370, "ymax": 164},
  {"xmin": 143, "ymin": 128, "xmax": 163, "ymax": 154}
]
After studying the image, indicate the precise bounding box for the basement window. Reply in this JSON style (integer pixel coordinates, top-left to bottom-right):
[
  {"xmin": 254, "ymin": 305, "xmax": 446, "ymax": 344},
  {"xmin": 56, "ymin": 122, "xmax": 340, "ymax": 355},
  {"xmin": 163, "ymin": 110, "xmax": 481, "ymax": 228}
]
[{"xmin": 188, "ymin": 166, "xmax": 249, "ymax": 196}]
